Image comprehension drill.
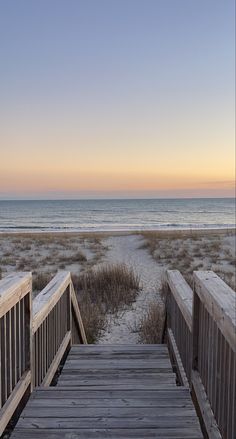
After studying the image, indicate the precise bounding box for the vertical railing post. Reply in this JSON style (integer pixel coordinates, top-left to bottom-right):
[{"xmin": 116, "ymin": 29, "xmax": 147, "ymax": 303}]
[
  {"xmin": 25, "ymin": 283, "xmax": 33, "ymax": 392},
  {"xmin": 68, "ymin": 280, "xmax": 72, "ymax": 349},
  {"xmin": 192, "ymin": 284, "xmax": 200, "ymax": 374}
]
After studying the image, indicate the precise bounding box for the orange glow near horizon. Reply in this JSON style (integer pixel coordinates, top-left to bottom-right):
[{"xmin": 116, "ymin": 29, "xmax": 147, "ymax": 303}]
[
  {"xmin": 1, "ymin": 162, "xmax": 234, "ymax": 198},
  {"xmin": 1, "ymin": 128, "xmax": 235, "ymax": 197}
]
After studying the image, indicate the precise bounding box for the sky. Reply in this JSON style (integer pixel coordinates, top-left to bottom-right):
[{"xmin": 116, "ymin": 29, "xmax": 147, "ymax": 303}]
[{"xmin": 0, "ymin": 0, "xmax": 235, "ymax": 199}]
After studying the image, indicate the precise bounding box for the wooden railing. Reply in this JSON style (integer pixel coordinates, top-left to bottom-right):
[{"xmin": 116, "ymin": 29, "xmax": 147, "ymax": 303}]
[
  {"xmin": 166, "ymin": 270, "xmax": 236, "ymax": 439},
  {"xmin": 0, "ymin": 273, "xmax": 32, "ymax": 437},
  {"xmin": 192, "ymin": 272, "xmax": 235, "ymax": 439},
  {"xmin": 0, "ymin": 271, "xmax": 87, "ymax": 435},
  {"xmin": 166, "ymin": 270, "xmax": 193, "ymax": 386}
]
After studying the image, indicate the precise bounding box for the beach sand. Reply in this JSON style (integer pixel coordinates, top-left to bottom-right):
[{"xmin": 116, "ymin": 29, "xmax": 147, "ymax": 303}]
[{"xmin": 0, "ymin": 229, "xmax": 235, "ymax": 344}]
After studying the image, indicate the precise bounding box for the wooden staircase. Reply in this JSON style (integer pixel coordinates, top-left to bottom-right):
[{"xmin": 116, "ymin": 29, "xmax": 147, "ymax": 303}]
[
  {"xmin": 11, "ymin": 344, "xmax": 203, "ymax": 438},
  {"xmin": 1, "ymin": 270, "xmax": 235, "ymax": 438}
]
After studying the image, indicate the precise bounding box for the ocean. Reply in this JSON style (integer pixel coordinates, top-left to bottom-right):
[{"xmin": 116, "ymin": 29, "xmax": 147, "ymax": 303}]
[{"xmin": 0, "ymin": 198, "xmax": 235, "ymax": 233}]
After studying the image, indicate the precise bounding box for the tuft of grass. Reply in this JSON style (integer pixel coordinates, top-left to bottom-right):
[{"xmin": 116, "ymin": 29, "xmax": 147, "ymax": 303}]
[
  {"xmin": 72, "ymin": 264, "xmax": 140, "ymax": 342},
  {"xmin": 16, "ymin": 257, "xmax": 28, "ymax": 270},
  {"xmin": 78, "ymin": 293, "xmax": 106, "ymax": 344},
  {"xmin": 139, "ymin": 301, "xmax": 165, "ymax": 344},
  {"xmin": 160, "ymin": 277, "xmax": 169, "ymax": 303},
  {"xmin": 57, "ymin": 251, "xmax": 87, "ymax": 264},
  {"xmin": 74, "ymin": 264, "xmax": 140, "ymax": 314},
  {"xmin": 1, "ymin": 257, "xmax": 16, "ymax": 266}
]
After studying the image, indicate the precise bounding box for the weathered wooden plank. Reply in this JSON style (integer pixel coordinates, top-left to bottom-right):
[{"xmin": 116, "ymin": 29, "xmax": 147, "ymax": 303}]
[
  {"xmin": 22, "ymin": 405, "xmax": 197, "ymax": 418},
  {"xmin": 68, "ymin": 350, "xmax": 169, "ymax": 357},
  {"xmin": 56, "ymin": 383, "xmax": 177, "ymax": 389},
  {"xmin": 70, "ymin": 344, "xmax": 168, "ymax": 351},
  {"xmin": 31, "ymin": 387, "xmax": 191, "ymax": 399},
  {"xmin": 15, "ymin": 416, "xmax": 202, "ymax": 429},
  {"xmin": 57, "ymin": 379, "xmax": 177, "ymax": 386},
  {"xmin": 27, "ymin": 397, "xmax": 194, "ymax": 408},
  {"xmin": 68, "ymin": 354, "xmax": 170, "ymax": 361},
  {"xmin": 60, "ymin": 370, "xmax": 173, "ymax": 377},
  {"xmin": 58, "ymin": 376, "xmax": 176, "ymax": 385},
  {"xmin": 63, "ymin": 359, "xmax": 171, "ymax": 369},
  {"xmin": 58, "ymin": 372, "xmax": 176, "ymax": 381},
  {"xmin": 58, "ymin": 373, "xmax": 175, "ymax": 381},
  {"xmin": 11, "ymin": 427, "xmax": 204, "ymax": 438}
]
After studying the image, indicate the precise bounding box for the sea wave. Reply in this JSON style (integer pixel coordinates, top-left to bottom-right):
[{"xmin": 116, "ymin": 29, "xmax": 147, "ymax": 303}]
[{"xmin": 0, "ymin": 198, "xmax": 235, "ymax": 233}]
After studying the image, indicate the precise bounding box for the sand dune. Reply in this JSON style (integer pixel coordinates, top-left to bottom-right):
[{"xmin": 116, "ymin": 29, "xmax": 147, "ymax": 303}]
[{"xmin": 0, "ymin": 229, "xmax": 235, "ymax": 343}]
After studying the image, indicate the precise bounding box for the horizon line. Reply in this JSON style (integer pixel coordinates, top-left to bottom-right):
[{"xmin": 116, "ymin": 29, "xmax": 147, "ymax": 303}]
[{"xmin": 0, "ymin": 196, "xmax": 235, "ymax": 202}]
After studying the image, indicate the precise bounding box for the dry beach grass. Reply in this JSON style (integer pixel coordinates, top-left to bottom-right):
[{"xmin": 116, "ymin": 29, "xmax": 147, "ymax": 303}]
[
  {"xmin": 73, "ymin": 264, "xmax": 140, "ymax": 343},
  {"xmin": 138, "ymin": 301, "xmax": 165, "ymax": 344}
]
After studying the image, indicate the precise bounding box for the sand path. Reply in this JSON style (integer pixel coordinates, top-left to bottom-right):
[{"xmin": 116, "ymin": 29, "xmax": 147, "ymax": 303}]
[{"xmin": 97, "ymin": 234, "xmax": 163, "ymax": 344}]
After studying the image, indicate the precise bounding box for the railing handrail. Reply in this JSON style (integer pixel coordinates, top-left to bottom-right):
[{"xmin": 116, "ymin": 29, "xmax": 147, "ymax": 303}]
[
  {"xmin": 193, "ymin": 270, "xmax": 236, "ymax": 353},
  {"xmin": 166, "ymin": 270, "xmax": 193, "ymax": 331},
  {"xmin": 167, "ymin": 269, "xmax": 236, "ymax": 353},
  {"xmin": 0, "ymin": 272, "xmax": 32, "ymax": 318},
  {"xmin": 32, "ymin": 271, "xmax": 71, "ymax": 333}
]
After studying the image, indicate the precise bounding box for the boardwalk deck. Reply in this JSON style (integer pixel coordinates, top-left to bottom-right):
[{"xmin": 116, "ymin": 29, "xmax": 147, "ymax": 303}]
[{"xmin": 12, "ymin": 344, "xmax": 203, "ymax": 439}]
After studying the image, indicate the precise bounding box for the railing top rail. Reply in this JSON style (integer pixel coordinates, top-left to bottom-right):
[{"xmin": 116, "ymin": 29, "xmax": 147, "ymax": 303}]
[
  {"xmin": 32, "ymin": 271, "xmax": 71, "ymax": 333},
  {"xmin": 0, "ymin": 272, "xmax": 32, "ymax": 318},
  {"xmin": 194, "ymin": 270, "xmax": 236, "ymax": 353},
  {"xmin": 167, "ymin": 270, "xmax": 193, "ymax": 331}
]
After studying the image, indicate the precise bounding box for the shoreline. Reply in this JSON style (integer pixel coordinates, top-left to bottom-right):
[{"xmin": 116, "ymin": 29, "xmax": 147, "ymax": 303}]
[{"xmin": 0, "ymin": 226, "xmax": 235, "ymax": 237}]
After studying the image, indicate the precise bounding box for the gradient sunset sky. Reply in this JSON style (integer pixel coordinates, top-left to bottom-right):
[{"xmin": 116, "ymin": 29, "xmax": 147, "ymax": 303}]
[{"xmin": 0, "ymin": 0, "xmax": 235, "ymax": 199}]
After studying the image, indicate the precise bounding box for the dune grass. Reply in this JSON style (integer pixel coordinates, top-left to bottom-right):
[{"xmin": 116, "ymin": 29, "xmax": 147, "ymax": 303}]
[
  {"xmin": 73, "ymin": 264, "xmax": 140, "ymax": 343},
  {"xmin": 138, "ymin": 301, "xmax": 165, "ymax": 344},
  {"xmin": 137, "ymin": 279, "xmax": 168, "ymax": 344}
]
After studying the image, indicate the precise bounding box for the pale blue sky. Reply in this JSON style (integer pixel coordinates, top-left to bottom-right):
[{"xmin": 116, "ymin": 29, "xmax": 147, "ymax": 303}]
[{"xmin": 0, "ymin": 0, "xmax": 235, "ymax": 199}]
